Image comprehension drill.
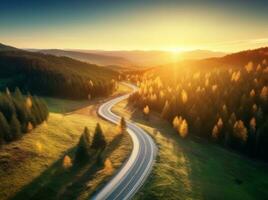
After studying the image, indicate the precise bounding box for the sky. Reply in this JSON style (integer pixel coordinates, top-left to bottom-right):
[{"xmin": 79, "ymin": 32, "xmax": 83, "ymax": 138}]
[{"xmin": 1, "ymin": 0, "xmax": 268, "ymax": 52}]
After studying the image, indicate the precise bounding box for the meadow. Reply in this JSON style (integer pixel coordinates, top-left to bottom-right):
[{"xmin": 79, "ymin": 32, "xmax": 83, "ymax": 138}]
[
  {"xmin": 0, "ymin": 83, "xmax": 132, "ymax": 200},
  {"xmin": 113, "ymin": 99, "xmax": 268, "ymax": 200}
]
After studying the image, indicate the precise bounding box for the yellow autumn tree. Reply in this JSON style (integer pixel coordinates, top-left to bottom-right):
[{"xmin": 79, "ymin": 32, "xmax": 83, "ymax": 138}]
[
  {"xmin": 179, "ymin": 119, "xmax": 188, "ymax": 138},
  {"xmin": 252, "ymin": 104, "xmax": 258, "ymax": 113},
  {"xmin": 233, "ymin": 120, "xmax": 248, "ymax": 142},
  {"xmin": 104, "ymin": 159, "xmax": 114, "ymax": 175},
  {"xmin": 212, "ymin": 84, "xmax": 218, "ymax": 92},
  {"xmin": 27, "ymin": 122, "xmax": 33, "ymax": 132},
  {"xmin": 143, "ymin": 105, "xmax": 150, "ymax": 115},
  {"xmin": 181, "ymin": 90, "xmax": 188, "ymax": 104},
  {"xmin": 212, "ymin": 125, "xmax": 219, "ymax": 139},
  {"xmin": 250, "ymin": 117, "xmax": 256, "ymax": 131},
  {"xmin": 143, "ymin": 105, "xmax": 150, "ymax": 120},
  {"xmin": 260, "ymin": 86, "xmax": 268, "ymax": 101},
  {"xmin": 26, "ymin": 97, "xmax": 32, "ymax": 109},
  {"xmin": 250, "ymin": 89, "xmax": 255, "ymax": 97},
  {"xmin": 173, "ymin": 116, "xmax": 182, "ymax": 129},
  {"xmin": 245, "ymin": 61, "xmax": 253, "ymax": 73},
  {"xmin": 217, "ymin": 118, "xmax": 223, "ymax": 129},
  {"xmin": 63, "ymin": 155, "xmax": 72, "ymax": 169}
]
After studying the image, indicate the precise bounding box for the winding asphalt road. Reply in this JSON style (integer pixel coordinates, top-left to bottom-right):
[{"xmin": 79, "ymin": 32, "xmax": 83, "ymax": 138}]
[{"xmin": 92, "ymin": 83, "xmax": 157, "ymax": 200}]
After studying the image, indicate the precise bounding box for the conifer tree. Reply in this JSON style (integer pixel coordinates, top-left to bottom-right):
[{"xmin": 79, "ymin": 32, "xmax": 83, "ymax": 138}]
[
  {"xmin": 0, "ymin": 112, "xmax": 9, "ymax": 144},
  {"xmin": 91, "ymin": 123, "xmax": 106, "ymax": 150},
  {"xmin": 10, "ymin": 114, "xmax": 21, "ymax": 140},
  {"xmin": 14, "ymin": 87, "xmax": 23, "ymax": 100},
  {"xmin": 75, "ymin": 127, "xmax": 91, "ymax": 162},
  {"xmin": 120, "ymin": 117, "xmax": 127, "ymax": 133}
]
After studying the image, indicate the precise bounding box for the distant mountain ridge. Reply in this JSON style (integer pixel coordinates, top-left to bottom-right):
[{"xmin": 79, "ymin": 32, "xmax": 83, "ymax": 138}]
[
  {"xmin": 158, "ymin": 47, "xmax": 268, "ymax": 70},
  {"xmin": 0, "ymin": 43, "xmax": 18, "ymax": 51},
  {"xmin": 36, "ymin": 49, "xmax": 134, "ymax": 67},
  {"xmin": 179, "ymin": 49, "xmax": 226, "ymax": 60},
  {"xmin": 36, "ymin": 49, "xmax": 226, "ymax": 67}
]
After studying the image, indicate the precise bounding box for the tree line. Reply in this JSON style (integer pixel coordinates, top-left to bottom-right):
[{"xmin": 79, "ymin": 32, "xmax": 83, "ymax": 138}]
[
  {"xmin": 0, "ymin": 87, "xmax": 49, "ymax": 145},
  {"xmin": 129, "ymin": 60, "xmax": 268, "ymax": 160},
  {"xmin": 0, "ymin": 51, "xmax": 118, "ymax": 99}
]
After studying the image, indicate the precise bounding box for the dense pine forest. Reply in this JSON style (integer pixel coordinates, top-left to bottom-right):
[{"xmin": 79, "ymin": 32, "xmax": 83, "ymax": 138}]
[
  {"xmin": 129, "ymin": 60, "xmax": 268, "ymax": 160},
  {"xmin": 0, "ymin": 88, "xmax": 48, "ymax": 145},
  {"xmin": 0, "ymin": 46, "xmax": 118, "ymax": 99}
]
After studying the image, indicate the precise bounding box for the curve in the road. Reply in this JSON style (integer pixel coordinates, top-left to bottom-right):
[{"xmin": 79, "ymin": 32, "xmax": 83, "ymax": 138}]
[{"xmin": 92, "ymin": 82, "xmax": 157, "ymax": 200}]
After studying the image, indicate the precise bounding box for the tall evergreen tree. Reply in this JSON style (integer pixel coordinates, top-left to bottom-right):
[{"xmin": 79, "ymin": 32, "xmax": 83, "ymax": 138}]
[
  {"xmin": 120, "ymin": 117, "xmax": 127, "ymax": 133},
  {"xmin": 9, "ymin": 114, "xmax": 21, "ymax": 140},
  {"xmin": 75, "ymin": 127, "xmax": 91, "ymax": 163},
  {"xmin": 14, "ymin": 87, "xmax": 23, "ymax": 100},
  {"xmin": 0, "ymin": 112, "xmax": 9, "ymax": 144},
  {"xmin": 91, "ymin": 123, "xmax": 106, "ymax": 150}
]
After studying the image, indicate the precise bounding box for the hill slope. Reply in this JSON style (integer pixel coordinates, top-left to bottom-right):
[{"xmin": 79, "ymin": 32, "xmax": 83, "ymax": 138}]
[
  {"xmin": 0, "ymin": 44, "xmax": 118, "ymax": 99},
  {"xmin": 78, "ymin": 50, "xmax": 226, "ymax": 66},
  {"xmin": 155, "ymin": 47, "xmax": 268, "ymax": 71},
  {"xmin": 38, "ymin": 49, "xmax": 133, "ymax": 67},
  {"xmin": 0, "ymin": 43, "xmax": 18, "ymax": 51}
]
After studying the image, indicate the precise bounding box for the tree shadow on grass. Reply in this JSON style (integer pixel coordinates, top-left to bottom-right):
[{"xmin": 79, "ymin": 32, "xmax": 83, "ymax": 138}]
[
  {"xmin": 59, "ymin": 133, "xmax": 125, "ymax": 200},
  {"xmin": 10, "ymin": 134, "xmax": 126, "ymax": 200},
  {"xmin": 10, "ymin": 147, "xmax": 83, "ymax": 200}
]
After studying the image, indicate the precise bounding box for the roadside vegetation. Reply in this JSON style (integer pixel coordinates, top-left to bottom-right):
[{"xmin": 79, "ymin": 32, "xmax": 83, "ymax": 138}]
[
  {"xmin": 0, "ymin": 83, "xmax": 132, "ymax": 200},
  {"xmin": 113, "ymin": 99, "xmax": 268, "ymax": 200}
]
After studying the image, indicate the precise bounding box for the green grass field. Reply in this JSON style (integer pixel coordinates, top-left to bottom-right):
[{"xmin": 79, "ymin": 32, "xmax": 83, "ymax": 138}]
[
  {"xmin": 0, "ymin": 83, "xmax": 132, "ymax": 200},
  {"xmin": 112, "ymin": 100, "xmax": 268, "ymax": 200}
]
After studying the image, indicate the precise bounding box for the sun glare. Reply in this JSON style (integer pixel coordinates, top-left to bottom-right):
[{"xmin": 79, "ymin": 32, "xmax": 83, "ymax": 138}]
[
  {"xmin": 168, "ymin": 48, "xmax": 183, "ymax": 54},
  {"xmin": 167, "ymin": 48, "xmax": 183, "ymax": 62}
]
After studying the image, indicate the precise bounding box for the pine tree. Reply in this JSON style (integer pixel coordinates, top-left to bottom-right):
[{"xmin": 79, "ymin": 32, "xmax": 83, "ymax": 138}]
[
  {"xmin": 91, "ymin": 123, "xmax": 106, "ymax": 150},
  {"xmin": 13, "ymin": 100, "xmax": 28, "ymax": 133},
  {"xmin": 10, "ymin": 114, "xmax": 21, "ymax": 140},
  {"xmin": 75, "ymin": 127, "xmax": 91, "ymax": 163},
  {"xmin": 0, "ymin": 112, "xmax": 9, "ymax": 144},
  {"xmin": 14, "ymin": 87, "xmax": 23, "ymax": 100},
  {"xmin": 0, "ymin": 112, "xmax": 9, "ymax": 142},
  {"xmin": 120, "ymin": 117, "xmax": 127, "ymax": 133}
]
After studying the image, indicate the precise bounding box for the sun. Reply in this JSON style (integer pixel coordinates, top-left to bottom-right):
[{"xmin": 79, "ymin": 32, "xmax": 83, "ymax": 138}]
[
  {"xmin": 169, "ymin": 48, "xmax": 183, "ymax": 54},
  {"xmin": 166, "ymin": 48, "xmax": 183, "ymax": 62}
]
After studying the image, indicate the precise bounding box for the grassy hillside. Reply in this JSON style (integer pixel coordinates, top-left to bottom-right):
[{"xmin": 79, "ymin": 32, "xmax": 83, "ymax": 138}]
[
  {"xmin": 0, "ymin": 44, "xmax": 118, "ymax": 99},
  {"xmin": 0, "ymin": 83, "xmax": 133, "ymax": 200},
  {"xmin": 113, "ymin": 100, "xmax": 268, "ymax": 200}
]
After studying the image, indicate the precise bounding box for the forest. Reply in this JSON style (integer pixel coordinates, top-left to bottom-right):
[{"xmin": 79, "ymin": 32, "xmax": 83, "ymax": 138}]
[
  {"xmin": 129, "ymin": 60, "xmax": 268, "ymax": 160},
  {"xmin": 0, "ymin": 50, "xmax": 118, "ymax": 99},
  {"xmin": 0, "ymin": 87, "xmax": 49, "ymax": 144}
]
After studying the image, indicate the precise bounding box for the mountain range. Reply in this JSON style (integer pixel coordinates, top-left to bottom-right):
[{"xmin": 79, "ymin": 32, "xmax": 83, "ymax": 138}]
[{"xmin": 29, "ymin": 48, "xmax": 226, "ymax": 67}]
